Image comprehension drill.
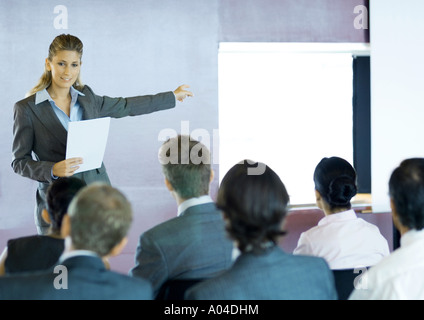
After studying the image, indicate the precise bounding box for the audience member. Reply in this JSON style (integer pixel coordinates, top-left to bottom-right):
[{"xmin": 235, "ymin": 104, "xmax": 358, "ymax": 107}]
[
  {"xmin": 293, "ymin": 156, "xmax": 389, "ymax": 269},
  {"xmin": 129, "ymin": 134, "xmax": 234, "ymax": 297},
  {"xmin": 0, "ymin": 183, "xmax": 152, "ymax": 300},
  {"xmin": 186, "ymin": 160, "xmax": 337, "ymax": 300},
  {"xmin": 350, "ymin": 158, "xmax": 424, "ymax": 299},
  {"xmin": 0, "ymin": 177, "xmax": 86, "ymax": 275}
]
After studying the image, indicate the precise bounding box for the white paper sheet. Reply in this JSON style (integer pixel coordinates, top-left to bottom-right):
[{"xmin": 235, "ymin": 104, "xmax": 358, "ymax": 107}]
[{"xmin": 66, "ymin": 117, "xmax": 111, "ymax": 174}]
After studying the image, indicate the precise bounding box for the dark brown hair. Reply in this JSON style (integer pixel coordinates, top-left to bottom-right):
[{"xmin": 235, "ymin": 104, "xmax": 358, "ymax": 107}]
[
  {"xmin": 314, "ymin": 157, "xmax": 357, "ymax": 210},
  {"xmin": 217, "ymin": 160, "xmax": 289, "ymax": 254}
]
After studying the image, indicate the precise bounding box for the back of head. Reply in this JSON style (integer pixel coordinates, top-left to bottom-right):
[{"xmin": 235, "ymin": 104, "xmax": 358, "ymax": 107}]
[
  {"xmin": 217, "ymin": 160, "xmax": 289, "ymax": 253},
  {"xmin": 46, "ymin": 177, "xmax": 87, "ymax": 233},
  {"xmin": 158, "ymin": 134, "xmax": 211, "ymax": 199},
  {"xmin": 314, "ymin": 156, "xmax": 357, "ymax": 210},
  {"xmin": 389, "ymin": 158, "xmax": 424, "ymax": 231},
  {"xmin": 67, "ymin": 183, "xmax": 132, "ymax": 256}
]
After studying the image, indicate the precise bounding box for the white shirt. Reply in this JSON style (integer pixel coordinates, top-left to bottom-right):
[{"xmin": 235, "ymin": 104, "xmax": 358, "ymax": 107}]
[
  {"xmin": 177, "ymin": 195, "xmax": 214, "ymax": 217},
  {"xmin": 58, "ymin": 237, "xmax": 99, "ymax": 263},
  {"xmin": 58, "ymin": 250, "xmax": 99, "ymax": 262},
  {"xmin": 350, "ymin": 229, "xmax": 424, "ymax": 300},
  {"xmin": 293, "ymin": 209, "xmax": 390, "ymax": 270}
]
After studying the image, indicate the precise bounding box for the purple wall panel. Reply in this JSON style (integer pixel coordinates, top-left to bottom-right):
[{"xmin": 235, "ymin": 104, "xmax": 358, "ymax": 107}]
[{"xmin": 219, "ymin": 0, "xmax": 369, "ymax": 42}]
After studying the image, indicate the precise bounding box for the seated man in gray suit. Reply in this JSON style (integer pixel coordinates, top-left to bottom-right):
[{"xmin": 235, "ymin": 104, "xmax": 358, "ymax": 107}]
[
  {"xmin": 0, "ymin": 183, "xmax": 152, "ymax": 300},
  {"xmin": 186, "ymin": 160, "xmax": 338, "ymax": 300},
  {"xmin": 129, "ymin": 134, "xmax": 234, "ymax": 297}
]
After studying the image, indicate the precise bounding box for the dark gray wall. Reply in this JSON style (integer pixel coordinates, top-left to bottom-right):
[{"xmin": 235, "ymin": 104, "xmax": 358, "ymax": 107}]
[{"xmin": 0, "ymin": 0, "xmax": 368, "ymax": 273}]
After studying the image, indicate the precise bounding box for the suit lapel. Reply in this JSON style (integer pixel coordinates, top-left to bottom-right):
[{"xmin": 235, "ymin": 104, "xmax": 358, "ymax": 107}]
[
  {"xmin": 77, "ymin": 92, "xmax": 96, "ymax": 120},
  {"xmin": 30, "ymin": 99, "xmax": 68, "ymax": 147}
]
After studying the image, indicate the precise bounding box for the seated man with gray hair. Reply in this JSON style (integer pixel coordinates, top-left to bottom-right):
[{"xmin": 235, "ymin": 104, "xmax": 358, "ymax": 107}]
[{"xmin": 0, "ymin": 183, "xmax": 152, "ymax": 300}]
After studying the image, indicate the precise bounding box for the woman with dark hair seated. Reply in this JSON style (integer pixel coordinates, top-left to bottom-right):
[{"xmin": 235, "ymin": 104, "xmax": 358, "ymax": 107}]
[
  {"xmin": 0, "ymin": 177, "xmax": 86, "ymax": 275},
  {"xmin": 186, "ymin": 160, "xmax": 337, "ymax": 300},
  {"xmin": 294, "ymin": 156, "xmax": 389, "ymax": 270}
]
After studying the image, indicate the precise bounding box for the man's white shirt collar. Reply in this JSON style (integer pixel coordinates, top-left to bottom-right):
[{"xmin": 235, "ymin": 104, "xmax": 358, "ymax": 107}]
[
  {"xmin": 58, "ymin": 236, "xmax": 99, "ymax": 263},
  {"xmin": 177, "ymin": 195, "xmax": 213, "ymax": 217},
  {"xmin": 58, "ymin": 249, "xmax": 99, "ymax": 264},
  {"xmin": 400, "ymin": 228, "xmax": 424, "ymax": 248}
]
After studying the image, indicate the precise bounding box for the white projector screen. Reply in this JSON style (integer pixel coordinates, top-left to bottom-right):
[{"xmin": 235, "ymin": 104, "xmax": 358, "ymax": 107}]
[{"xmin": 218, "ymin": 43, "xmax": 369, "ymax": 205}]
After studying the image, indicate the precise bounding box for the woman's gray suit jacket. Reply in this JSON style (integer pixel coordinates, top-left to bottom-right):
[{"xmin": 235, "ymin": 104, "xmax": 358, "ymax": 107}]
[{"xmin": 12, "ymin": 85, "xmax": 175, "ymax": 230}]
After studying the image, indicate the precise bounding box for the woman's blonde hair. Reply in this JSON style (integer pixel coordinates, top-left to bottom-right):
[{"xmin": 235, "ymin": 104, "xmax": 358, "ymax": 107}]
[{"xmin": 27, "ymin": 34, "xmax": 84, "ymax": 97}]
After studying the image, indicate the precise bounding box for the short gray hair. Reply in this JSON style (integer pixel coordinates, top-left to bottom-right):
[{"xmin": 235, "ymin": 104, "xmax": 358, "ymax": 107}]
[{"xmin": 67, "ymin": 183, "xmax": 132, "ymax": 256}]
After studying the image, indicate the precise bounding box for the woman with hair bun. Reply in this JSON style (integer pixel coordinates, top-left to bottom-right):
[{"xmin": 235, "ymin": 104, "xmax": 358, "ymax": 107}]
[{"xmin": 293, "ymin": 156, "xmax": 390, "ymax": 270}]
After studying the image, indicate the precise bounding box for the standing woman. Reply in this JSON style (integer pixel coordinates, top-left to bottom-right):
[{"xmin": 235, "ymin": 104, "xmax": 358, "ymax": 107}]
[{"xmin": 12, "ymin": 34, "xmax": 193, "ymax": 234}]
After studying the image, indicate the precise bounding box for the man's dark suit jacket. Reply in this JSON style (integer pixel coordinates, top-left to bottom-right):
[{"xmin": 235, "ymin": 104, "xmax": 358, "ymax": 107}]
[
  {"xmin": 129, "ymin": 202, "xmax": 234, "ymax": 297},
  {"xmin": 5, "ymin": 235, "xmax": 64, "ymax": 274},
  {"xmin": 186, "ymin": 246, "xmax": 338, "ymax": 300},
  {"xmin": 0, "ymin": 255, "xmax": 153, "ymax": 300}
]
